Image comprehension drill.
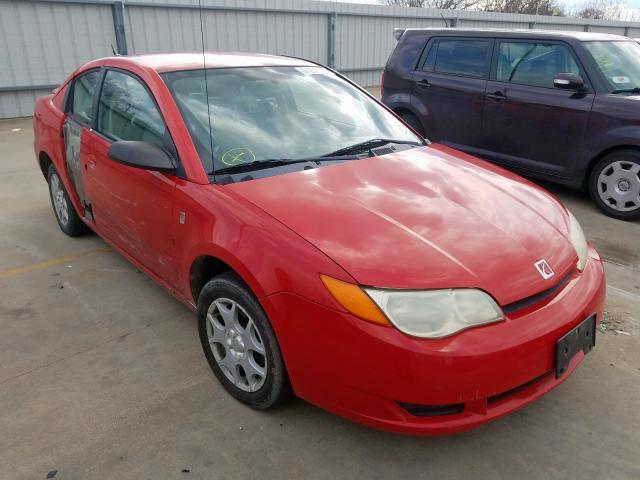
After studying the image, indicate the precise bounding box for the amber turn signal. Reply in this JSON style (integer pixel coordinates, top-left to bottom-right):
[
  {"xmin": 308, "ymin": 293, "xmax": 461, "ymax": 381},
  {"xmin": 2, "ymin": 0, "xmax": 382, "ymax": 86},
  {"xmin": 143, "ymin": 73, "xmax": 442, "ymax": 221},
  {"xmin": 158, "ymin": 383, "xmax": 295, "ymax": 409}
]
[{"xmin": 320, "ymin": 275, "xmax": 390, "ymax": 326}]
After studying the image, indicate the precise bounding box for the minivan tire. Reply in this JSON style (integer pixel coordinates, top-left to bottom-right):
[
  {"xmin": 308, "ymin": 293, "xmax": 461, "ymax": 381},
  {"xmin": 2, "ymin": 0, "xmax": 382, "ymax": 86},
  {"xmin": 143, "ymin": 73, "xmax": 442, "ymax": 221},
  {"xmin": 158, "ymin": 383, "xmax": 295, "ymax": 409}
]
[{"xmin": 588, "ymin": 150, "xmax": 640, "ymax": 221}]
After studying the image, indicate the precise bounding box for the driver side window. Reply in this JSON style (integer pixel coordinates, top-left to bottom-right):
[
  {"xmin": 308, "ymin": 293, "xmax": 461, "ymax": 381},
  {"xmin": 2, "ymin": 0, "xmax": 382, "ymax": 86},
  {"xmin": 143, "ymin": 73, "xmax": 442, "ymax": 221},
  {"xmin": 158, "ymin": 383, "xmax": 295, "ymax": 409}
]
[
  {"xmin": 496, "ymin": 41, "xmax": 581, "ymax": 88},
  {"xmin": 97, "ymin": 70, "xmax": 166, "ymax": 147}
]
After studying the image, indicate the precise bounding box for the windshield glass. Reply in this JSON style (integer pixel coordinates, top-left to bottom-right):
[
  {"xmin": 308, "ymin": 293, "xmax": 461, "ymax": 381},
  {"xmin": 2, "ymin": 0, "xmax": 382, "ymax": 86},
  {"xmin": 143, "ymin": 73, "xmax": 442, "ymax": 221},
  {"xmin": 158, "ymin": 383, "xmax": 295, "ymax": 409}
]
[
  {"xmin": 584, "ymin": 41, "xmax": 640, "ymax": 92},
  {"xmin": 162, "ymin": 66, "xmax": 420, "ymax": 174}
]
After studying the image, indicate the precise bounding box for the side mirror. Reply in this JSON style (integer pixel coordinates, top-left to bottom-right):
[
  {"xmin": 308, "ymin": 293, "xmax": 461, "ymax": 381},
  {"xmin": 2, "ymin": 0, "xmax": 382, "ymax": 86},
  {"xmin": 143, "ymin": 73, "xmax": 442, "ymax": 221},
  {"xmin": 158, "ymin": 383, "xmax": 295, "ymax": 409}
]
[
  {"xmin": 108, "ymin": 141, "xmax": 175, "ymax": 173},
  {"xmin": 553, "ymin": 73, "xmax": 585, "ymax": 91}
]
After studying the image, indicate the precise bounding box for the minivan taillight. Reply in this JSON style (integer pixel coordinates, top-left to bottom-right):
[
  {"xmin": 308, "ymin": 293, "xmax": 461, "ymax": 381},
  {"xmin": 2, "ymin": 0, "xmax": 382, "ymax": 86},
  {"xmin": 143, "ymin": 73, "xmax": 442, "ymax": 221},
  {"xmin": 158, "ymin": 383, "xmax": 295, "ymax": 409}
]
[{"xmin": 380, "ymin": 71, "xmax": 385, "ymax": 98}]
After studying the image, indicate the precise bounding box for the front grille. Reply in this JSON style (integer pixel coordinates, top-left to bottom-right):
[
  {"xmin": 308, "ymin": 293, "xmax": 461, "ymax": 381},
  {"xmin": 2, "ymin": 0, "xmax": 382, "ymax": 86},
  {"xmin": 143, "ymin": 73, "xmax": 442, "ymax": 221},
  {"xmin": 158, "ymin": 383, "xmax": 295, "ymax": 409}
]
[
  {"xmin": 502, "ymin": 271, "xmax": 572, "ymax": 314},
  {"xmin": 397, "ymin": 401, "xmax": 464, "ymax": 417}
]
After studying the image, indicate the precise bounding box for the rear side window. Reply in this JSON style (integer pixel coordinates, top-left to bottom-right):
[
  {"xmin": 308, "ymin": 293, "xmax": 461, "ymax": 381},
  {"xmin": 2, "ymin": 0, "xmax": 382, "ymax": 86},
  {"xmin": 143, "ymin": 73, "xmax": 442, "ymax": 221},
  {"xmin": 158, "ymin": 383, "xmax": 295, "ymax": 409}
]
[
  {"xmin": 97, "ymin": 70, "xmax": 166, "ymax": 147},
  {"xmin": 71, "ymin": 70, "xmax": 100, "ymax": 124},
  {"xmin": 496, "ymin": 42, "xmax": 581, "ymax": 88},
  {"xmin": 430, "ymin": 39, "xmax": 492, "ymax": 78}
]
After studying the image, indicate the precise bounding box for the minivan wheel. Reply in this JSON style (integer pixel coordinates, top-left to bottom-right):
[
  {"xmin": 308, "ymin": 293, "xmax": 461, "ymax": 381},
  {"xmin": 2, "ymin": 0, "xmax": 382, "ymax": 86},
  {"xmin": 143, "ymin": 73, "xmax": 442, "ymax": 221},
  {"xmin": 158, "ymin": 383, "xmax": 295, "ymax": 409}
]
[
  {"xmin": 47, "ymin": 164, "xmax": 90, "ymax": 236},
  {"xmin": 197, "ymin": 272, "xmax": 291, "ymax": 409},
  {"xmin": 589, "ymin": 151, "xmax": 640, "ymax": 220},
  {"xmin": 400, "ymin": 112, "xmax": 425, "ymax": 137}
]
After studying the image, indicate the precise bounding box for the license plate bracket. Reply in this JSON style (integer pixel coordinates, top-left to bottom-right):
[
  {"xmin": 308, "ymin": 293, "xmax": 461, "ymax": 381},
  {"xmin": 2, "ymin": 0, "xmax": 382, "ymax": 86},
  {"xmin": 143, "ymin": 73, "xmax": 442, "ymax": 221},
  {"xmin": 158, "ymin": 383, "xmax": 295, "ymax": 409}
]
[{"xmin": 556, "ymin": 314, "xmax": 596, "ymax": 378}]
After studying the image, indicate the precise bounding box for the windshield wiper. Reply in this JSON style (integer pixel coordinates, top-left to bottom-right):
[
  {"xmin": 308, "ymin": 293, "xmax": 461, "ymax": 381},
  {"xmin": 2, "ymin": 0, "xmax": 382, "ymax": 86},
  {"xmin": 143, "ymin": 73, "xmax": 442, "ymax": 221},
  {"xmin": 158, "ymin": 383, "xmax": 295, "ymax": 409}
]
[
  {"xmin": 612, "ymin": 87, "xmax": 640, "ymax": 94},
  {"xmin": 321, "ymin": 138, "xmax": 422, "ymax": 158},
  {"xmin": 215, "ymin": 159, "xmax": 313, "ymax": 175}
]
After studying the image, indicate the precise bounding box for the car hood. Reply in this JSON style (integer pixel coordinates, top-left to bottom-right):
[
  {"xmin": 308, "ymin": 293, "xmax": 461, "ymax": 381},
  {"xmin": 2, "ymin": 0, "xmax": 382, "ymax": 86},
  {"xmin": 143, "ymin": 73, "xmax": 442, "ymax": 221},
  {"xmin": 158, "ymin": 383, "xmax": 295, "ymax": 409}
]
[{"xmin": 225, "ymin": 145, "xmax": 577, "ymax": 306}]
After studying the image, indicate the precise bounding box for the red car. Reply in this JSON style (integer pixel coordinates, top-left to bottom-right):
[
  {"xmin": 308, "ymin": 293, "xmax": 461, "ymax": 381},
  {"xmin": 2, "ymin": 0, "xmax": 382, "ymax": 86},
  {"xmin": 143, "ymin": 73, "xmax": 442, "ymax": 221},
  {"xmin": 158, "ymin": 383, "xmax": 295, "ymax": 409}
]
[{"xmin": 34, "ymin": 53, "xmax": 605, "ymax": 435}]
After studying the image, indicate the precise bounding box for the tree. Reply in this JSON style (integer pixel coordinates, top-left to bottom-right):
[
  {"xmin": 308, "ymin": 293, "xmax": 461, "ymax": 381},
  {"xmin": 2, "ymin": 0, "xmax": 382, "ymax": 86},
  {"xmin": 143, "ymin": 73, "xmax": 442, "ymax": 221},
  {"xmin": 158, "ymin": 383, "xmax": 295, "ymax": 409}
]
[
  {"xmin": 573, "ymin": 0, "xmax": 638, "ymax": 20},
  {"xmin": 385, "ymin": 0, "xmax": 427, "ymax": 6},
  {"xmin": 385, "ymin": 0, "xmax": 484, "ymax": 10},
  {"xmin": 386, "ymin": 0, "xmax": 565, "ymax": 14},
  {"xmin": 483, "ymin": 0, "xmax": 565, "ymax": 15}
]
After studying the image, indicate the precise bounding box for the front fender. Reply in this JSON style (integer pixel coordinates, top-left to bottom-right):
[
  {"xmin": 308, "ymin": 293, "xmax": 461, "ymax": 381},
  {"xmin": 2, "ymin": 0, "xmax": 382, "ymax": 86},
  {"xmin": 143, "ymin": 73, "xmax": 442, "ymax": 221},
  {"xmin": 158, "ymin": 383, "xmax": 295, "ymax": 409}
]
[
  {"xmin": 580, "ymin": 124, "xmax": 640, "ymax": 181},
  {"xmin": 174, "ymin": 181, "xmax": 354, "ymax": 312}
]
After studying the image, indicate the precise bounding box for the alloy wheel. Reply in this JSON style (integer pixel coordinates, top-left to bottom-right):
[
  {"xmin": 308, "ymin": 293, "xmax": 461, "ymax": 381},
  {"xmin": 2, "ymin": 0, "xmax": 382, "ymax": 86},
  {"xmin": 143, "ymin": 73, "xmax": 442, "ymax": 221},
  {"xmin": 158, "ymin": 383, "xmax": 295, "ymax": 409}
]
[
  {"xmin": 50, "ymin": 173, "xmax": 70, "ymax": 226},
  {"xmin": 206, "ymin": 298, "xmax": 267, "ymax": 392}
]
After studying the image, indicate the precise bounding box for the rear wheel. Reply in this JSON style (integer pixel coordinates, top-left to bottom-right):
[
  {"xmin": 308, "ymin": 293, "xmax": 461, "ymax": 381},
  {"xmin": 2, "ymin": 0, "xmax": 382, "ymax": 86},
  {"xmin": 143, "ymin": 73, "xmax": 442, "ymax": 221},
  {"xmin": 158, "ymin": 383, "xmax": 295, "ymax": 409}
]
[
  {"xmin": 47, "ymin": 164, "xmax": 90, "ymax": 236},
  {"xmin": 399, "ymin": 112, "xmax": 425, "ymax": 138},
  {"xmin": 588, "ymin": 151, "xmax": 640, "ymax": 220},
  {"xmin": 197, "ymin": 272, "xmax": 291, "ymax": 409}
]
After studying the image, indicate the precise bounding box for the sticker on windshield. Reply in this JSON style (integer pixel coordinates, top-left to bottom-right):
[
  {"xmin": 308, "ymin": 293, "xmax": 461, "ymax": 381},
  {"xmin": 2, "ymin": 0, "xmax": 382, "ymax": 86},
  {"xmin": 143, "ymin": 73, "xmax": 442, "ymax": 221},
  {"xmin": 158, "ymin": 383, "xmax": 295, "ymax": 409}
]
[
  {"xmin": 611, "ymin": 76, "xmax": 630, "ymax": 84},
  {"xmin": 221, "ymin": 148, "xmax": 256, "ymax": 166},
  {"xmin": 295, "ymin": 66, "xmax": 327, "ymax": 76}
]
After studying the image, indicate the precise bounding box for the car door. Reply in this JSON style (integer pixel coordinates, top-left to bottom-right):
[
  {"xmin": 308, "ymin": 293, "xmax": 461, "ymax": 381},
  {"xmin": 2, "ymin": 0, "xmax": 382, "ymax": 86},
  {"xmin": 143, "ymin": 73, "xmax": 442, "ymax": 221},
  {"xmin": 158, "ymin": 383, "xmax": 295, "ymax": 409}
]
[
  {"xmin": 84, "ymin": 68, "xmax": 178, "ymax": 284},
  {"xmin": 62, "ymin": 69, "xmax": 102, "ymax": 217},
  {"xmin": 480, "ymin": 39, "xmax": 595, "ymax": 179},
  {"xmin": 411, "ymin": 37, "xmax": 493, "ymax": 149}
]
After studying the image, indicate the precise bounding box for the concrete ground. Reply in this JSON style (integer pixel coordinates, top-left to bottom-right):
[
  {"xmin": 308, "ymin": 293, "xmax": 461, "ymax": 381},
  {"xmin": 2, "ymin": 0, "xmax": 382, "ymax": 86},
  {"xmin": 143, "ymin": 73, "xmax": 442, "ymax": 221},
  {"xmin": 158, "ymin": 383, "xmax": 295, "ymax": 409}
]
[{"xmin": 1, "ymin": 114, "xmax": 639, "ymax": 480}]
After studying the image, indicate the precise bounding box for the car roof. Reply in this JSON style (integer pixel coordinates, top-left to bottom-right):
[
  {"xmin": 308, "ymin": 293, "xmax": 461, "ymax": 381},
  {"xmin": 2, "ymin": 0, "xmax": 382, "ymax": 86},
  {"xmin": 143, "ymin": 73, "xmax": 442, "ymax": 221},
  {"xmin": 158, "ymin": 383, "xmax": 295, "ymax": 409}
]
[
  {"xmin": 99, "ymin": 52, "xmax": 317, "ymax": 73},
  {"xmin": 401, "ymin": 28, "xmax": 630, "ymax": 42}
]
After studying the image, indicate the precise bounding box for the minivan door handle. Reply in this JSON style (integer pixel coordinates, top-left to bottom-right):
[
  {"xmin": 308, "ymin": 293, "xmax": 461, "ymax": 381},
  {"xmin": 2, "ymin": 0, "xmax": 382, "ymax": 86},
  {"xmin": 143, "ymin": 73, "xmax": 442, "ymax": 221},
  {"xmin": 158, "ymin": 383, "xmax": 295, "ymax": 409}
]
[
  {"xmin": 416, "ymin": 79, "xmax": 431, "ymax": 89},
  {"xmin": 486, "ymin": 91, "xmax": 506, "ymax": 102}
]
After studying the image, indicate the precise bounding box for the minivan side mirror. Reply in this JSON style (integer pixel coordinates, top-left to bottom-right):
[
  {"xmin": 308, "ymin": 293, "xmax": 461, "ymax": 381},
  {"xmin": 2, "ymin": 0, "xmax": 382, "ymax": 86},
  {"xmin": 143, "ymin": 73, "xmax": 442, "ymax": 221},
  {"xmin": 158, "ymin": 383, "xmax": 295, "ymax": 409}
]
[
  {"xmin": 553, "ymin": 73, "xmax": 585, "ymax": 91},
  {"xmin": 108, "ymin": 141, "xmax": 175, "ymax": 173}
]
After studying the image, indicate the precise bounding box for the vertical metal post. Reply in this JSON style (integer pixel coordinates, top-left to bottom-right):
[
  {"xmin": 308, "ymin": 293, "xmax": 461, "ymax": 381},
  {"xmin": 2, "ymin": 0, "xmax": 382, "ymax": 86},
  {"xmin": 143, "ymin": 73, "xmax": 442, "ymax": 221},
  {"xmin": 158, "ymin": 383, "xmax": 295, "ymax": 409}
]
[
  {"xmin": 528, "ymin": 22, "xmax": 536, "ymax": 29},
  {"xmin": 449, "ymin": 18, "xmax": 457, "ymax": 28},
  {"xmin": 583, "ymin": 24, "xmax": 590, "ymax": 32},
  {"xmin": 112, "ymin": 0, "xmax": 128, "ymax": 55},
  {"xmin": 328, "ymin": 11, "xmax": 336, "ymax": 69},
  {"xmin": 624, "ymin": 26, "xmax": 630, "ymax": 37}
]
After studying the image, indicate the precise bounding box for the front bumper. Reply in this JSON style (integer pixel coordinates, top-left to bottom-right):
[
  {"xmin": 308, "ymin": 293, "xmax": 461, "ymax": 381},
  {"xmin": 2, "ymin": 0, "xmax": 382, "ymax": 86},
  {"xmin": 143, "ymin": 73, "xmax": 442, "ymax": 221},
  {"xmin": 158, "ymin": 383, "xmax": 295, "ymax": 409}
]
[{"xmin": 265, "ymin": 246, "xmax": 605, "ymax": 435}]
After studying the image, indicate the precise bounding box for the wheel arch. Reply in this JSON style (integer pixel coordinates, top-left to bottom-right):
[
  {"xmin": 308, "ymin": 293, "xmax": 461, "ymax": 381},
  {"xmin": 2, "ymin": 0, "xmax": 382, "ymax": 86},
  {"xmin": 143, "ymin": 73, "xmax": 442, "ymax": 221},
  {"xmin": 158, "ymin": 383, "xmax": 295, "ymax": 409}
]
[
  {"xmin": 190, "ymin": 255, "xmax": 240, "ymax": 304},
  {"xmin": 585, "ymin": 144, "xmax": 640, "ymax": 188},
  {"xmin": 38, "ymin": 151, "xmax": 53, "ymax": 179}
]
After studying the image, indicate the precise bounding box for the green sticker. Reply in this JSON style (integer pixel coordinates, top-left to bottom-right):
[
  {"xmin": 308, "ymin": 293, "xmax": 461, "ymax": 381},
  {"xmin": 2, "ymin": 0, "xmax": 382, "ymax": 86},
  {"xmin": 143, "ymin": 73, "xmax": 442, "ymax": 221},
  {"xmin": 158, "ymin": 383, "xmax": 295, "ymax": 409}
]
[{"xmin": 221, "ymin": 148, "xmax": 255, "ymax": 166}]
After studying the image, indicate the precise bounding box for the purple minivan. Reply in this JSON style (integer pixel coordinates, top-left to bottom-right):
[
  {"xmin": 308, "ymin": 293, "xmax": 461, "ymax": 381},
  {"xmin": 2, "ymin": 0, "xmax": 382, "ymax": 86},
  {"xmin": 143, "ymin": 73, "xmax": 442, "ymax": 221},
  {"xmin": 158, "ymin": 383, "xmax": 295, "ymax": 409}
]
[{"xmin": 382, "ymin": 29, "xmax": 640, "ymax": 220}]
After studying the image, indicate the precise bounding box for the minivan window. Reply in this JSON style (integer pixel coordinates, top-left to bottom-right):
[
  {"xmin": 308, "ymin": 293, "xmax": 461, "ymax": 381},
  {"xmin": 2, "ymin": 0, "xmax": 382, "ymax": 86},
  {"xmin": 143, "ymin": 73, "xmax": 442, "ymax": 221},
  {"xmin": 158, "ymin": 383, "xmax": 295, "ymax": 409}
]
[
  {"xmin": 419, "ymin": 39, "xmax": 438, "ymax": 71},
  {"xmin": 433, "ymin": 39, "xmax": 492, "ymax": 78},
  {"xmin": 583, "ymin": 41, "xmax": 640, "ymax": 92},
  {"xmin": 97, "ymin": 70, "xmax": 166, "ymax": 147},
  {"xmin": 71, "ymin": 70, "xmax": 100, "ymax": 124},
  {"xmin": 496, "ymin": 42, "xmax": 581, "ymax": 88}
]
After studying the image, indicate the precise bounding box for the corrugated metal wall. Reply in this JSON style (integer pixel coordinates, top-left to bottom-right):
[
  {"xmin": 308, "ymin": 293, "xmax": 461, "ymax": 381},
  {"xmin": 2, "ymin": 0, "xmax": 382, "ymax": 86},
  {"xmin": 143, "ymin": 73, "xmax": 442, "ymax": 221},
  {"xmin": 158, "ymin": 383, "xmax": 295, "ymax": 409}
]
[{"xmin": 2, "ymin": 0, "xmax": 640, "ymax": 118}]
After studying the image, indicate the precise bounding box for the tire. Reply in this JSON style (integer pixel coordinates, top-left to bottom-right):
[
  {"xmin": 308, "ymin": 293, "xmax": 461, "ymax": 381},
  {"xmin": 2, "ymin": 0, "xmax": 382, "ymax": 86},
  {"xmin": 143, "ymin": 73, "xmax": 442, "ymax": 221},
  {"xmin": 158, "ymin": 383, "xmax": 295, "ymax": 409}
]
[
  {"xmin": 400, "ymin": 112, "xmax": 425, "ymax": 137},
  {"xmin": 47, "ymin": 164, "xmax": 90, "ymax": 237},
  {"xmin": 588, "ymin": 150, "xmax": 640, "ymax": 221},
  {"xmin": 197, "ymin": 272, "xmax": 291, "ymax": 409}
]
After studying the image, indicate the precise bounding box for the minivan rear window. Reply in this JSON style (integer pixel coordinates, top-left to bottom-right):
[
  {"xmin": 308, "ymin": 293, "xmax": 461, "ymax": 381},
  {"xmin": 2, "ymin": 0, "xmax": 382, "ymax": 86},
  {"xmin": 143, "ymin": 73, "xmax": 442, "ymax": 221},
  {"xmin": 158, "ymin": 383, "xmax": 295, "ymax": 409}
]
[{"xmin": 431, "ymin": 39, "xmax": 492, "ymax": 78}]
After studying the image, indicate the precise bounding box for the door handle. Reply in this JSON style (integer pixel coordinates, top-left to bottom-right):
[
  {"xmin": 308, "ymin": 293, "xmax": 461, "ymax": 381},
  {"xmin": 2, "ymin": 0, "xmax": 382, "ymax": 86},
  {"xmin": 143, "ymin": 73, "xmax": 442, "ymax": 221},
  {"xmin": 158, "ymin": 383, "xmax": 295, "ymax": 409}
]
[
  {"xmin": 486, "ymin": 91, "xmax": 506, "ymax": 102},
  {"xmin": 416, "ymin": 79, "xmax": 431, "ymax": 89}
]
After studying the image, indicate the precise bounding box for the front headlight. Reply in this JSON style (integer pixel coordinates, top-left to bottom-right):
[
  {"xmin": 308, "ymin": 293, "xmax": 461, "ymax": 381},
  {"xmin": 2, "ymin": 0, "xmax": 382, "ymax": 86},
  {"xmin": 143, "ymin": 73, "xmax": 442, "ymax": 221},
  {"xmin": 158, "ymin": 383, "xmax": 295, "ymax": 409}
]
[
  {"xmin": 568, "ymin": 211, "xmax": 588, "ymax": 271},
  {"xmin": 363, "ymin": 288, "xmax": 503, "ymax": 339}
]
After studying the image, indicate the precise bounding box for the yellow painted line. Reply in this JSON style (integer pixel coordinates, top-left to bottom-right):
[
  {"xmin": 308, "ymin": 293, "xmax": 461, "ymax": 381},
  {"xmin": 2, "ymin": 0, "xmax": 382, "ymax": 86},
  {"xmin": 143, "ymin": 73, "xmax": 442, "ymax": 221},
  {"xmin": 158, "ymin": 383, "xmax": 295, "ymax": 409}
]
[{"xmin": 0, "ymin": 246, "xmax": 112, "ymax": 279}]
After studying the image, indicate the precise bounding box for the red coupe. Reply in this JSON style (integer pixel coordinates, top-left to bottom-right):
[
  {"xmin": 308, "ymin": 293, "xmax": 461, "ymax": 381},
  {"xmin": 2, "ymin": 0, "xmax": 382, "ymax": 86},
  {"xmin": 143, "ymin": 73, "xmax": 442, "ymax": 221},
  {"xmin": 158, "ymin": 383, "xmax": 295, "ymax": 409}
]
[{"xmin": 33, "ymin": 53, "xmax": 605, "ymax": 435}]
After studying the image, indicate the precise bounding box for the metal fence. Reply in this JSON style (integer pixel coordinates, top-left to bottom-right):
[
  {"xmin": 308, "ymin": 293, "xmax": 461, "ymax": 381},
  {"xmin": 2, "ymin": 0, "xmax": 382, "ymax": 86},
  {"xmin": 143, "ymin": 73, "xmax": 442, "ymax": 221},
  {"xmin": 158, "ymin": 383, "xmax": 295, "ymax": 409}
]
[{"xmin": 2, "ymin": 0, "xmax": 640, "ymax": 118}]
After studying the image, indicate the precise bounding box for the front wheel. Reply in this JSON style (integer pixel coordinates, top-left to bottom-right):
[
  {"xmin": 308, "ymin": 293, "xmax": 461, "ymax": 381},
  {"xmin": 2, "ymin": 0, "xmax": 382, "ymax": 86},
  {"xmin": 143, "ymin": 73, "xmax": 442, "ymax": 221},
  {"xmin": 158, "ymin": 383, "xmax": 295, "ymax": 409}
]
[
  {"xmin": 197, "ymin": 272, "xmax": 291, "ymax": 409},
  {"xmin": 588, "ymin": 151, "xmax": 640, "ymax": 221}
]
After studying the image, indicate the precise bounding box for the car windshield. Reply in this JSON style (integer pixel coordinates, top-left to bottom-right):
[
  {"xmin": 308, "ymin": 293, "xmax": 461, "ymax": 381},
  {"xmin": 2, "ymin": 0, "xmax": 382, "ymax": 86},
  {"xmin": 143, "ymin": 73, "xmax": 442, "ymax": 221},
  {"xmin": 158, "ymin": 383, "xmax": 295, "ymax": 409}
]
[
  {"xmin": 583, "ymin": 40, "xmax": 640, "ymax": 92},
  {"xmin": 162, "ymin": 66, "xmax": 421, "ymax": 175}
]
